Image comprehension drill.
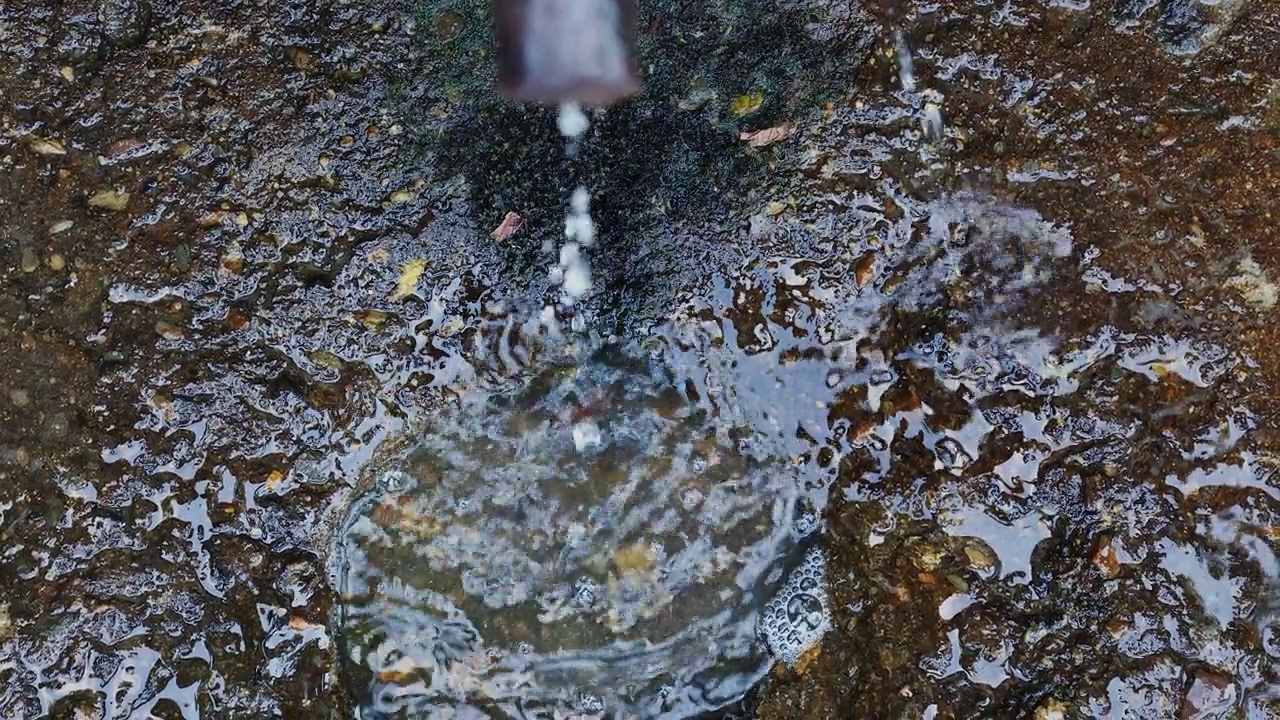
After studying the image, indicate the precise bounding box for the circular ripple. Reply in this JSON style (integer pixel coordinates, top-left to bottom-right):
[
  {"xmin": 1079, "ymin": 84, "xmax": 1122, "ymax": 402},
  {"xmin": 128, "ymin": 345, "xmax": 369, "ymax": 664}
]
[{"xmin": 334, "ymin": 342, "xmax": 813, "ymax": 717}]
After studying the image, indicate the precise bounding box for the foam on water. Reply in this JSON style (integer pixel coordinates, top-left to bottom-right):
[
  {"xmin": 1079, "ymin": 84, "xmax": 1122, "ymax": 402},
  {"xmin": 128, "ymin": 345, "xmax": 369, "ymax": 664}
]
[{"xmin": 759, "ymin": 546, "xmax": 831, "ymax": 666}]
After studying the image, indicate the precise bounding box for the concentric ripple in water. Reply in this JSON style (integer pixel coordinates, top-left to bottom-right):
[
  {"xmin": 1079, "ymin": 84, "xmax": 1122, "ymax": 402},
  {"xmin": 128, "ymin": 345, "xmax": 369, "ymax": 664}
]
[{"xmin": 334, "ymin": 341, "xmax": 823, "ymax": 718}]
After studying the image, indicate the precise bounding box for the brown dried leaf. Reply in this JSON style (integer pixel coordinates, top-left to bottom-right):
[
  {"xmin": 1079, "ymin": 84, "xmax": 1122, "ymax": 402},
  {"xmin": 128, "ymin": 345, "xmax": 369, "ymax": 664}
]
[
  {"xmin": 1091, "ymin": 534, "xmax": 1119, "ymax": 578},
  {"xmin": 739, "ymin": 122, "xmax": 795, "ymax": 148},
  {"xmin": 154, "ymin": 321, "xmax": 185, "ymax": 341},
  {"xmin": 106, "ymin": 137, "xmax": 144, "ymax": 156},
  {"xmin": 489, "ymin": 211, "xmax": 524, "ymax": 242},
  {"xmin": 198, "ymin": 211, "xmax": 227, "ymax": 228},
  {"xmin": 792, "ymin": 643, "xmax": 822, "ymax": 675},
  {"xmin": 854, "ymin": 252, "xmax": 876, "ymax": 288}
]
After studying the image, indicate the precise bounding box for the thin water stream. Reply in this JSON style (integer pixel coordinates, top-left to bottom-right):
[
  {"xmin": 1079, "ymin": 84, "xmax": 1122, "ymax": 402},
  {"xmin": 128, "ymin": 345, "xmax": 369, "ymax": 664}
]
[{"xmin": 331, "ymin": 108, "xmax": 834, "ymax": 718}]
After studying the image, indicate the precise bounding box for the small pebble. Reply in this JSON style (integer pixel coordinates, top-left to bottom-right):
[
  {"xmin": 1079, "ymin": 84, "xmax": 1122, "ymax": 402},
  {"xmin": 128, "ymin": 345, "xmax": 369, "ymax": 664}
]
[
  {"xmin": 21, "ymin": 249, "xmax": 39, "ymax": 272},
  {"xmin": 47, "ymin": 253, "xmax": 66, "ymax": 271}
]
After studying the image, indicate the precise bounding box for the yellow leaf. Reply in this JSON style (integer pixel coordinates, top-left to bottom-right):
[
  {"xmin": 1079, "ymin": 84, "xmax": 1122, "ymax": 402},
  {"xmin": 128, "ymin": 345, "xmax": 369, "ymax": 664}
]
[
  {"xmin": 30, "ymin": 138, "xmax": 67, "ymax": 155},
  {"xmin": 792, "ymin": 643, "xmax": 822, "ymax": 674},
  {"xmin": 732, "ymin": 93, "xmax": 763, "ymax": 116},
  {"xmin": 392, "ymin": 258, "xmax": 427, "ymax": 300},
  {"xmin": 88, "ymin": 189, "xmax": 130, "ymax": 211}
]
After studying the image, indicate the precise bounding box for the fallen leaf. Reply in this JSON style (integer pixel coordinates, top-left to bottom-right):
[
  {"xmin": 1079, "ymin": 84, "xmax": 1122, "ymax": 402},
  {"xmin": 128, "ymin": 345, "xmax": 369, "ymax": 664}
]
[
  {"xmin": 1091, "ymin": 534, "xmax": 1119, "ymax": 578},
  {"xmin": 854, "ymin": 252, "xmax": 876, "ymax": 288},
  {"xmin": 264, "ymin": 470, "xmax": 285, "ymax": 492},
  {"xmin": 732, "ymin": 93, "xmax": 763, "ymax": 116},
  {"xmin": 88, "ymin": 189, "xmax": 130, "ymax": 211},
  {"xmin": 106, "ymin": 137, "xmax": 144, "ymax": 157},
  {"xmin": 740, "ymin": 122, "xmax": 795, "ymax": 148},
  {"xmin": 376, "ymin": 669, "xmax": 411, "ymax": 683},
  {"xmin": 29, "ymin": 138, "xmax": 67, "ymax": 155},
  {"xmin": 220, "ymin": 240, "xmax": 244, "ymax": 275},
  {"xmin": 198, "ymin": 211, "xmax": 227, "ymax": 228},
  {"xmin": 963, "ymin": 542, "xmax": 996, "ymax": 571},
  {"xmin": 392, "ymin": 258, "xmax": 427, "ymax": 300},
  {"xmin": 792, "ymin": 643, "xmax": 822, "ymax": 675},
  {"xmin": 154, "ymin": 321, "xmax": 184, "ymax": 341},
  {"xmin": 489, "ymin": 211, "xmax": 524, "ymax": 242}
]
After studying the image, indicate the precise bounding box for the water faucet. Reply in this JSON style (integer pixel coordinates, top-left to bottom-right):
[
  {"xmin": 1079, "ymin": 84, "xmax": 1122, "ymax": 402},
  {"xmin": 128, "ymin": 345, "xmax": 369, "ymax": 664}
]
[{"xmin": 491, "ymin": 0, "xmax": 641, "ymax": 106}]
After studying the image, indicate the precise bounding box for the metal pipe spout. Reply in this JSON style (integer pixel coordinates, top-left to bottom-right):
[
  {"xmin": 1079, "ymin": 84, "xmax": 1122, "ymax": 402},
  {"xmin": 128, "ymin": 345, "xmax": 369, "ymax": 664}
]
[{"xmin": 491, "ymin": 0, "xmax": 641, "ymax": 106}]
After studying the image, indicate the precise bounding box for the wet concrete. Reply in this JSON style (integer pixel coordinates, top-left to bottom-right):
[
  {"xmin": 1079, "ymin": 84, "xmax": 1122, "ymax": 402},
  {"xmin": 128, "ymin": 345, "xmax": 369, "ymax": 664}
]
[{"xmin": 0, "ymin": 0, "xmax": 1277, "ymax": 717}]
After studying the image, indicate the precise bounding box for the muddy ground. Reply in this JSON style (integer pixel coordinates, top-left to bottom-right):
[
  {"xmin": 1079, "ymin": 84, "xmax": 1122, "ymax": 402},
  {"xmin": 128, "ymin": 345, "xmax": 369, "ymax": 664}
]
[{"xmin": 0, "ymin": 0, "xmax": 1277, "ymax": 717}]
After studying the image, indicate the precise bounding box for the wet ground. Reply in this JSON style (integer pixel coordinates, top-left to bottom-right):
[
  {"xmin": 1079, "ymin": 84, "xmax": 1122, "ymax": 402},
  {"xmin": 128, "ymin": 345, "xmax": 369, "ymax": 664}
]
[{"xmin": 1, "ymin": 0, "xmax": 1277, "ymax": 718}]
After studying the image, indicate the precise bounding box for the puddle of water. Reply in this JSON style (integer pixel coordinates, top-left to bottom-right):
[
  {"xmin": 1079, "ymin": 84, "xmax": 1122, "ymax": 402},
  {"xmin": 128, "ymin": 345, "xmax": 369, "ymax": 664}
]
[{"xmin": 333, "ymin": 336, "xmax": 829, "ymax": 717}]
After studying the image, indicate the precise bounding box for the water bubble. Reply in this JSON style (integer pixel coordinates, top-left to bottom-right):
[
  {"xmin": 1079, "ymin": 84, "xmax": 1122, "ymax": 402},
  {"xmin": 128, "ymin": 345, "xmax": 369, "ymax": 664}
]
[{"xmin": 760, "ymin": 546, "xmax": 831, "ymax": 665}]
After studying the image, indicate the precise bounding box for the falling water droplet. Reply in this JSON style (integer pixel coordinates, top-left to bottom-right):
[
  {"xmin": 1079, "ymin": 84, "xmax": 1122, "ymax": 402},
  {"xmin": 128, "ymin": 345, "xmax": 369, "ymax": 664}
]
[
  {"xmin": 894, "ymin": 29, "xmax": 915, "ymax": 93},
  {"xmin": 553, "ymin": 105, "xmax": 597, "ymax": 311},
  {"xmin": 558, "ymin": 102, "xmax": 591, "ymax": 140}
]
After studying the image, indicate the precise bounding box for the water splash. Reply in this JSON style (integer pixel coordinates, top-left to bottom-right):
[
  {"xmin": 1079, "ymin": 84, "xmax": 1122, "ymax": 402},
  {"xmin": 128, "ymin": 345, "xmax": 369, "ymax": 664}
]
[
  {"xmin": 334, "ymin": 338, "xmax": 819, "ymax": 717},
  {"xmin": 894, "ymin": 28, "xmax": 916, "ymax": 92},
  {"xmin": 894, "ymin": 28, "xmax": 946, "ymax": 145}
]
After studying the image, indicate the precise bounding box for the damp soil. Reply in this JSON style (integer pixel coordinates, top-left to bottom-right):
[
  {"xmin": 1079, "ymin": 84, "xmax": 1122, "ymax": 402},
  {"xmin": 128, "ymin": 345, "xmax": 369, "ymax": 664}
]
[{"xmin": 0, "ymin": 0, "xmax": 1277, "ymax": 718}]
